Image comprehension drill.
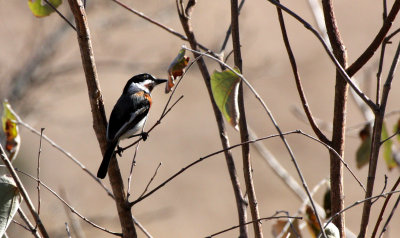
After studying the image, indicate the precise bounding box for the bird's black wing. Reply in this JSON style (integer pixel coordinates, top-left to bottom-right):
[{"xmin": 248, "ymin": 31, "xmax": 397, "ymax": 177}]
[{"xmin": 106, "ymin": 92, "xmax": 151, "ymax": 142}]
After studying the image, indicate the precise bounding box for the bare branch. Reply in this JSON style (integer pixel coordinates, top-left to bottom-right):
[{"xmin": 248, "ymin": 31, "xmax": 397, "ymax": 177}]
[
  {"xmin": 206, "ymin": 215, "xmax": 303, "ymax": 238},
  {"xmin": 347, "ymin": 0, "xmax": 400, "ymax": 77},
  {"xmin": 265, "ymin": 0, "xmax": 377, "ymax": 111},
  {"xmin": 371, "ymin": 175, "xmax": 400, "ymax": 237},
  {"xmin": 138, "ymin": 162, "xmax": 162, "ymax": 199},
  {"xmin": 176, "ymin": 2, "xmax": 248, "ymax": 237},
  {"xmin": 43, "ymin": 0, "xmax": 76, "ymax": 31},
  {"xmin": 183, "ymin": 46, "xmax": 327, "ymax": 237},
  {"xmin": 127, "ymin": 142, "xmax": 141, "ymax": 199},
  {"xmin": 36, "ymin": 128, "xmax": 45, "ymax": 221},
  {"xmin": 0, "ymin": 145, "xmax": 49, "ymax": 238},
  {"xmin": 359, "ymin": 39, "xmax": 400, "ymax": 238},
  {"xmin": 66, "ymin": 0, "xmax": 136, "ymax": 236},
  {"xmin": 17, "ymin": 209, "xmax": 41, "ymax": 238},
  {"xmin": 110, "ymin": 0, "xmax": 217, "ymax": 57},
  {"xmin": 15, "ymin": 114, "xmax": 114, "ymax": 199},
  {"xmin": 275, "ymin": 1, "xmax": 330, "ymax": 145},
  {"xmin": 16, "ymin": 169, "xmax": 122, "ymax": 237},
  {"xmin": 230, "ymin": 0, "xmax": 262, "ymax": 236}
]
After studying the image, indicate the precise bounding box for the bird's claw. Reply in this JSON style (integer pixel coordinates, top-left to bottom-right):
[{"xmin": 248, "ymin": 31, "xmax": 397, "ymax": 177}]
[
  {"xmin": 116, "ymin": 145, "xmax": 123, "ymax": 157},
  {"xmin": 141, "ymin": 132, "xmax": 148, "ymax": 141}
]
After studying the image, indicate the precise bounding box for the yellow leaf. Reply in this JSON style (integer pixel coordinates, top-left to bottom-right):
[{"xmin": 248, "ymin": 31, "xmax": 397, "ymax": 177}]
[
  {"xmin": 1, "ymin": 101, "xmax": 21, "ymax": 162},
  {"xmin": 28, "ymin": 0, "xmax": 63, "ymax": 18}
]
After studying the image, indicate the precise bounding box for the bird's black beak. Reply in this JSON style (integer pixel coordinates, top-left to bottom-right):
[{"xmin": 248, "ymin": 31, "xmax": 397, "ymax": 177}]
[{"xmin": 154, "ymin": 78, "xmax": 168, "ymax": 85}]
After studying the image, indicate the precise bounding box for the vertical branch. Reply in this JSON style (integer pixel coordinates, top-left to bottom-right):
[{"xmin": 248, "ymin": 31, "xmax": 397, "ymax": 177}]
[
  {"xmin": 177, "ymin": 1, "xmax": 248, "ymax": 237},
  {"xmin": 66, "ymin": 0, "xmax": 137, "ymax": 237},
  {"xmin": 321, "ymin": 1, "xmax": 348, "ymax": 236},
  {"xmin": 230, "ymin": 0, "xmax": 263, "ymax": 237},
  {"xmin": 359, "ymin": 40, "xmax": 400, "ymax": 238}
]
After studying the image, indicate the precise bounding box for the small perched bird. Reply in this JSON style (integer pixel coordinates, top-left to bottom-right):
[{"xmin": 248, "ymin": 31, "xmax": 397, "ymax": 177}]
[{"xmin": 97, "ymin": 73, "xmax": 167, "ymax": 179}]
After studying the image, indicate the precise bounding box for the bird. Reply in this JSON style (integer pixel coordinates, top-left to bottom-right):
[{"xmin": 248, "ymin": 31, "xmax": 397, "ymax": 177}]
[{"xmin": 97, "ymin": 73, "xmax": 167, "ymax": 179}]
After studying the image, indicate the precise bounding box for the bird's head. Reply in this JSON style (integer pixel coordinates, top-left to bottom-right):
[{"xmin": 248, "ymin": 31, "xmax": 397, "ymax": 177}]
[{"xmin": 123, "ymin": 73, "xmax": 167, "ymax": 94}]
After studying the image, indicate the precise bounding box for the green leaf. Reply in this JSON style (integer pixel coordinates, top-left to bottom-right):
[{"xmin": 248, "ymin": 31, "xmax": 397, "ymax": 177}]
[
  {"xmin": 166, "ymin": 48, "xmax": 189, "ymax": 93},
  {"xmin": 210, "ymin": 68, "xmax": 241, "ymax": 130},
  {"xmin": 356, "ymin": 126, "xmax": 371, "ymax": 169},
  {"xmin": 28, "ymin": 0, "xmax": 62, "ymax": 18},
  {"xmin": 382, "ymin": 122, "xmax": 397, "ymax": 170},
  {"xmin": 1, "ymin": 101, "xmax": 21, "ymax": 162},
  {"xmin": 323, "ymin": 187, "xmax": 331, "ymax": 218},
  {"xmin": 0, "ymin": 175, "xmax": 22, "ymax": 237},
  {"xmin": 394, "ymin": 119, "xmax": 400, "ymax": 142}
]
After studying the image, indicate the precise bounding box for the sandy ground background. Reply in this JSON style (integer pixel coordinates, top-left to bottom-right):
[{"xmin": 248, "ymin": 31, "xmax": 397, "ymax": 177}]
[{"xmin": 1, "ymin": 0, "xmax": 400, "ymax": 237}]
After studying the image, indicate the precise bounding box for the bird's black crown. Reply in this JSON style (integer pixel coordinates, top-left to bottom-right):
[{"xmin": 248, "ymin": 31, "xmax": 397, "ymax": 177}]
[
  {"xmin": 128, "ymin": 73, "xmax": 156, "ymax": 83},
  {"xmin": 123, "ymin": 73, "xmax": 155, "ymax": 92}
]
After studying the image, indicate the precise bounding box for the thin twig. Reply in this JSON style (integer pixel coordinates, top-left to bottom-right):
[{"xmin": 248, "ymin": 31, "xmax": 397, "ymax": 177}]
[
  {"xmin": 275, "ymin": 1, "xmax": 330, "ymax": 145},
  {"xmin": 0, "ymin": 145, "xmax": 49, "ymax": 238},
  {"xmin": 110, "ymin": 0, "xmax": 217, "ymax": 57},
  {"xmin": 205, "ymin": 215, "xmax": 303, "ymax": 238},
  {"xmin": 324, "ymin": 189, "xmax": 400, "ymax": 231},
  {"xmin": 43, "ymin": 0, "xmax": 77, "ymax": 31},
  {"xmin": 36, "ymin": 128, "xmax": 45, "ymax": 221},
  {"xmin": 346, "ymin": 0, "xmax": 400, "ymax": 77},
  {"xmin": 17, "ymin": 208, "xmax": 41, "ymax": 238},
  {"xmin": 220, "ymin": 0, "xmax": 246, "ymax": 54},
  {"xmin": 12, "ymin": 219, "xmax": 31, "ymax": 233},
  {"xmin": 266, "ymin": 0, "xmax": 377, "ymax": 111},
  {"xmin": 249, "ymin": 128, "xmax": 307, "ymax": 201},
  {"xmin": 277, "ymin": 179, "xmax": 328, "ymax": 238},
  {"xmin": 371, "ymin": 175, "xmax": 400, "ymax": 238},
  {"xmin": 130, "ymin": 129, "xmax": 362, "ymax": 208},
  {"xmin": 130, "ymin": 130, "xmax": 300, "ymax": 206},
  {"xmin": 65, "ymin": 223, "xmax": 72, "ymax": 238},
  {"xmin": 376, "ymin": 28, "xmax": 400, "ymax": 107},
  {"xmin": 297, "ymin": 131, "xmax": 365, "ymax": 191},
  {"xmin": 380, "ymin": 128, "xmax": 400, "ymax": 145},
  {"xmin": 15, "ymin": 115, "xmax": 114, "ymax": 199},
  {"xmin": 16, "ymin": 169, "xmax": 122, "ymax": 237},
  {"xmin": 132, "ymin": 216, "xmax": 154, "ymax": 238},
  {"xmin": 372, "ymin": 175, "xmax": 389, "ymax": 205},
  {"xmin": 183, "ymin": 46, "xmax": 328, "ymax": 237},
  {"xmin": 60, "ymin": 188, "xmax": 87, "ymax": 238},
  {"xmin": 127, "ymin": 141, "xmax": 141, "ymax": 199},
  {"xmin": 378, "ymin": 189, "xmax": 400, "ymax": 237},
  {"xmin": 305, "ymin": 0, "xmax": 330, "ymax": 46},
  {"xmin": 138, "ymin": 162, "xmax": 162, "ymax": 199}
]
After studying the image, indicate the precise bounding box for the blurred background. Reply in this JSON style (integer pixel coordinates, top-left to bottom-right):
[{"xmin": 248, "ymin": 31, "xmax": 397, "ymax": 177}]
[{"xmin": 1, "ymin": 0, "xmax": 400, "ymax": 237}]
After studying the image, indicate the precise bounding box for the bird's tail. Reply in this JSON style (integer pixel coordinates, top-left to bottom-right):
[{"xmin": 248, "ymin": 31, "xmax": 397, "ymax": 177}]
[{"xmin": 97, "ymin": 141, "xmax": 118, "ymax": 179}]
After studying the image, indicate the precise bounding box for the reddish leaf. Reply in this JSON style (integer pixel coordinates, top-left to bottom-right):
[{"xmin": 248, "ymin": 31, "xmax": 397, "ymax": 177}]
[{"xmin": 166, "ymin": 49, "xmax": 189, "ymax": 93}]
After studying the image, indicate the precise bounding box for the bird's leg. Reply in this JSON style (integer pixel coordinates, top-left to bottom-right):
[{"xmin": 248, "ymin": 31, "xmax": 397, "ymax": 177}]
[
  {"xmin": 141, "ymin": 132, "xmax": 148, "ymax": 141},
  {"xmin": 128, "ymin": 132, "xmax": 149, "ymax": 141}
]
